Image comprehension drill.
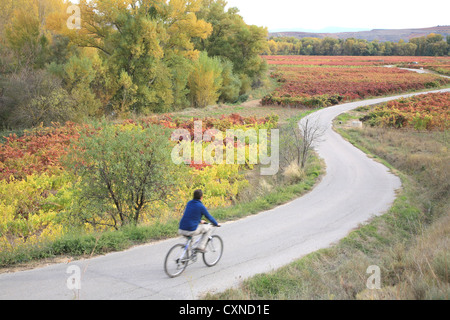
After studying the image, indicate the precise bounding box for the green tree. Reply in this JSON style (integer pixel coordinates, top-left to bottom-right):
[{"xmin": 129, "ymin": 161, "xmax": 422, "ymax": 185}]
[
  {"xmin": 410, "ymin": 36, "xmax": 427, "ymax": 56},
  {"xmin": 64, "ymin": 121, "xmax": 180, "ymax": 229},
  {"xmin": 188, "ymin": 52, "xmax": 223, "ymax": 108},
  {"xmin": 447, "ymin": 35, "xmax": 450, "ymax": 55},
  {"xmin": 218, "ymin": 58, "xmax": 241, "ymax": 103},
  {"xmin": 166, "ymin": 55, "xmax": 194, "ymax": 110},
  {"xmin": 63, "ymin": 55, "xmax": 102, "ymax": 118},
  {"xmin": 195, "ymin": 0, "xmax": 268, "ymax": 95},
  {"xmin": 342, "ymin": 38, "xmax": 355, "ymax": 55},
  {"xmin": 317, "ymin": 37, "xmax": 338, "ymax": 55}
]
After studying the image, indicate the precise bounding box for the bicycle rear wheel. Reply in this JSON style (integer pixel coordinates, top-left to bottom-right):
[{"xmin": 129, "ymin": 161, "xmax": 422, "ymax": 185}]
[
  {"xmin": 202, "ymin": 235, "xmax": 223, "ymax": 267},
  {"xmin": 164, "ymin": 244, "xmax": 188, "ymax": 278}
]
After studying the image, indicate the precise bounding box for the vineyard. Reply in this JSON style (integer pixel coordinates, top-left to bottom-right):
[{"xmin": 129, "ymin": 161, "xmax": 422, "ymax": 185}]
[
  {"xmin": 364, "ymin": 92, "xmax": 450, "ymax": 131},
  {"xmin": 263, "ymin": 55, "xmax": 450, "ymax": 67},
  {"xmin": 262, "ymin": 56, "xmax": 450, "ymax": 107},
  {"xmin": 0, "ymin": 115, "xmax": 277, "ymax": 256}
]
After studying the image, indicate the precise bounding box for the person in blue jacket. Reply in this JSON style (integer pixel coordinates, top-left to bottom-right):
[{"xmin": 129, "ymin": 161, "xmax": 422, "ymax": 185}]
[{"xmin": 178, "ymin": 189, "xmax": 221, "ymax": 252}]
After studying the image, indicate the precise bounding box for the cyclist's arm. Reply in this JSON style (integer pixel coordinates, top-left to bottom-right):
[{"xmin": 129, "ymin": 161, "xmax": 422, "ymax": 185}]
[{"xmin": 201, "ymin": 204, "xmax": 219, "ymax": 227}]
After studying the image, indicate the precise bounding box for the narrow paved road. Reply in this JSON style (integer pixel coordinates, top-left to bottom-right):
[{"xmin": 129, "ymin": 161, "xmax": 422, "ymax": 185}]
[{"xmin": 0, "ymin": 88, "xmax": 448, "ymax": 300}]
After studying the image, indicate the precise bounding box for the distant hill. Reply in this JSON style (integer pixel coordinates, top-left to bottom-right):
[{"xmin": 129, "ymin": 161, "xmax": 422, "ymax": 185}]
[{"xmin": 269, "ymin": 26, "xmax": 450, "ymax": 42}]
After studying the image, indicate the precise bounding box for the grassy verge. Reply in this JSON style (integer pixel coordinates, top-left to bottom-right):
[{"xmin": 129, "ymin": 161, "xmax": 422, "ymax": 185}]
[{"xmin": 206, "ymin": 111, "xmax": 449, "ymax": 300}]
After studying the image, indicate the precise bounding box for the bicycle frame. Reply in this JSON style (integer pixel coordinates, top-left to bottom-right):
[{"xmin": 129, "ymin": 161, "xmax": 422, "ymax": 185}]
[
  {"xmin": 179, "ymin": 236, "xmax": 200, "ymax": 263},
  {"xmin": 181, "ymin": 224, "xmax": 217, "ymax": 254},
  {"xmin": 164, "ymin": 226, "xmax": 223, "ymax": 277}
]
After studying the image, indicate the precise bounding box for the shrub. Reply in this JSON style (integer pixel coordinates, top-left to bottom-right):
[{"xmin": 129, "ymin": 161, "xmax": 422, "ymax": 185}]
[
  {"xmin": 1, "ymin": 68, "xmax": 77, "ymax": 128},
  {"xmin": 0, "ymin": 173, "xmax": 71, "ymax": 252},
  {"xmin": 364, "ymin": 92, "xmax": 449, "ymax": 131},
  {"xmin": 63, "ymin": 120, "xmax": 182, "ymax": 229}
]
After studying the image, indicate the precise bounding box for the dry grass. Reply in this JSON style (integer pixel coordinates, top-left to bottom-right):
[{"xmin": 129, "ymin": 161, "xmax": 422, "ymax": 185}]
[
  {"xmin": 282, "ymin": 161, "xmax": 306, "ymax": 184},
  {"xmin": 346, "ymin": 127, "xmax": 449, "ymax": 208}
]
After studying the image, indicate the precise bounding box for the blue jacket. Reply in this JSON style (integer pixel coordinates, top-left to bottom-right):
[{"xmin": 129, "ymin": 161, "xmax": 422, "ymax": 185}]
[{"xmin": 179, "ymin": 199, "xmax": 218, "ymax": 231}]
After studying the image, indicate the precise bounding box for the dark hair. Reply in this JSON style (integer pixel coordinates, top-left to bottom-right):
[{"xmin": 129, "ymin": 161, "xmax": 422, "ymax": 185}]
[{"xmin": 193, "ymin": 189, "xmax": 203, "ymax": 200}]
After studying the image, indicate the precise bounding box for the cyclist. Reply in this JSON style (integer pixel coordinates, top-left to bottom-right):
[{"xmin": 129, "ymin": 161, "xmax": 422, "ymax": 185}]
[{"xmin": 178, "ymin": 189, "xmax": 221, "ymax": 253}]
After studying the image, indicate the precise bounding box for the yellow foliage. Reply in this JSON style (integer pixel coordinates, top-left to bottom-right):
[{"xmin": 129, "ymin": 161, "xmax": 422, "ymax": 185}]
[
  {"xmin": 138, "ymin": 163, "xmax": 249, "ymax": 223},
  {"xmin": 0, "ymin": 173, "xmax": 72, "ymax": 251}
]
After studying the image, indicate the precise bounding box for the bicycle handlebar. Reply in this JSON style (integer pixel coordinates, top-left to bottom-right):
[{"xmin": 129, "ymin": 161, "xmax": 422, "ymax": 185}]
[{"xmin": 201, "ymin": 221, "xmax": 221, "ymax": 227}]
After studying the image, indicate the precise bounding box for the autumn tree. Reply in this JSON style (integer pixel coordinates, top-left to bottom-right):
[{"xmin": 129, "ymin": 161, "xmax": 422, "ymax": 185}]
[
  {"xmin": 62, "ymin": 54, "xmax": 103, "ymax": 118},
  {"xmin": 195, "ymin": 0, "xmax": 268, "ymax": 95},
  {"xmin": 1, "ymin": 0, "xmax": 68, "ymax": 68},
  {"xmin": 52, "ymin": 0, "xmax": 213, "ymax": 114},
  {"xmin": 218, "ymin": 58, "xmax": 241, "ymax": 103},
  {"xmin": 188, "ymin": 52, "xmax": 223, "ymax": 108},
  {"xmin": 0, "ymin": 0, "xmax": 80, "ymax": 128}
]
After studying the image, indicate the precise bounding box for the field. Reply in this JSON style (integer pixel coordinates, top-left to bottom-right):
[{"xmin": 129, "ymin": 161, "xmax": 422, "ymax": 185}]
[
  {"xmin": 364, "ymin": 92, "xmax": 450, "ymax": 131},
  {"xmin": 262, "ymin": 56, "xmax": 450, "ymax": 107},
  {"xmin": 398, "ymin": 59, "xmax": 450, "ymax": 76},
  {"xmin": 263, "ymin": 55, "xmax": 450, "ymax": 67},
  {"xmin": 0, "ymin": 115, "xmax": 277, "ymax": 258}
]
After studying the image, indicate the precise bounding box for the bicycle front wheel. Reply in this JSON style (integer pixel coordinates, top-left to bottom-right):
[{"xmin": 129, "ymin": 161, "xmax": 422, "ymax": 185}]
[
  {"xmin": 164, "ymin": 244, "xmax": 188, "ymax": 278},
  {"xmin": 202, "ymin": 235, "xmax": 223, "ymax": 267}
]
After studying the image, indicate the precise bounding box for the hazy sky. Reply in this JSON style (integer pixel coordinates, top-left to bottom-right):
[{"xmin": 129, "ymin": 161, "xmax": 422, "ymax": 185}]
[{"xmin": 224, "ymin": 0, "xmax": 450, "ymax": 32}]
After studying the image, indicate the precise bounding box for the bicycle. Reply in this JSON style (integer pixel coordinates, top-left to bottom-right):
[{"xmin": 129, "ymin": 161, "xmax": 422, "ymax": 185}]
[{"xmin": 164, "ymin": 225, "xmax": 223, "ymax": 278}]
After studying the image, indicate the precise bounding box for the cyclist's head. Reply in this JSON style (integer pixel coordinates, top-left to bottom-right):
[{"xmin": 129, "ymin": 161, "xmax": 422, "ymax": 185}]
[{"xmin": 193, "ymin": 189, "xmax": 203, "ymax": 200}]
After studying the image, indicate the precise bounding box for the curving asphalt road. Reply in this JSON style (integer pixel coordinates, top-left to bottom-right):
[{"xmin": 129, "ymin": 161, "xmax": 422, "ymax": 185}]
[{"xmin": 0, "ymin": 88, "xmax": 448, "ymax": 300}]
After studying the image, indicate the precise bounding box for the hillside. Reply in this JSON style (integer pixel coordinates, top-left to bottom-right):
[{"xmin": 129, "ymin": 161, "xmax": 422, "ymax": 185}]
[{"xmin": 269, "ymin": 26, "xmax": 450, "ymax": 42}]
